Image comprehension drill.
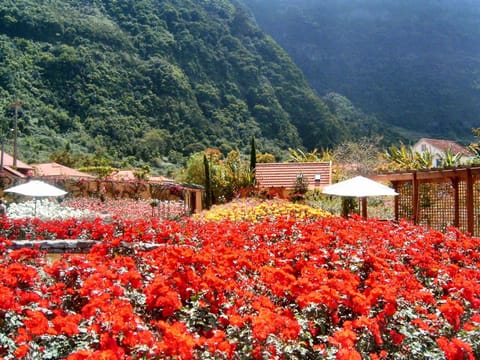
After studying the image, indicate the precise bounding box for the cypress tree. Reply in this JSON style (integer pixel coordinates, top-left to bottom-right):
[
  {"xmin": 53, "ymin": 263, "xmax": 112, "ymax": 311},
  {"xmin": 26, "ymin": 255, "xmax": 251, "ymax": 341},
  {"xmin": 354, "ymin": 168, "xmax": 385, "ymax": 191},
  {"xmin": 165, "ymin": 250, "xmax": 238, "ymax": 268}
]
[
  {"xmin": 250, "ymin": 136, "xmax": 257, "ymax": 171},
  {"xmin": 203, "ymin": 154, "xmax": 212, "ymax": 209},
  {"xmin": 250, "ymin": 136, "xmax": 257, "ymax": 186}
]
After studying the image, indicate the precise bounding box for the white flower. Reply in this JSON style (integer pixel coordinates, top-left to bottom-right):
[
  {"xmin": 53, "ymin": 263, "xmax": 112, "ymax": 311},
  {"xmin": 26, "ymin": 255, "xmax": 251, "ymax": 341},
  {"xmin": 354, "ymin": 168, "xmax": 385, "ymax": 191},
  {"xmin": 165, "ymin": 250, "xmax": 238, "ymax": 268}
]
[{"xmin": 6, "ymin": 199, "xmax": 98, "ymax": 220}]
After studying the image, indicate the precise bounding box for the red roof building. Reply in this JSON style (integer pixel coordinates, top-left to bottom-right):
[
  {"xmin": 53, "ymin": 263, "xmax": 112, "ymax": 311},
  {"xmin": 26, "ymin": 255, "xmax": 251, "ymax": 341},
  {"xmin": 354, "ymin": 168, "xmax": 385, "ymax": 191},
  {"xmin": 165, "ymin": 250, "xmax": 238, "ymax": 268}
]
[
  {"xmin": 31, "ymin": 162, "xmax": 96, "ymax": 179},
  {"xmin": 412, "ymin": 138, "xmax": 475, "ymax": 167},
  {"xmin": 0, "ymin": 151, "xmax": 34, "ymax": 178},
  {"xmin": 255, "ymin": 162, "xmax": 332, "ymax": 190}
]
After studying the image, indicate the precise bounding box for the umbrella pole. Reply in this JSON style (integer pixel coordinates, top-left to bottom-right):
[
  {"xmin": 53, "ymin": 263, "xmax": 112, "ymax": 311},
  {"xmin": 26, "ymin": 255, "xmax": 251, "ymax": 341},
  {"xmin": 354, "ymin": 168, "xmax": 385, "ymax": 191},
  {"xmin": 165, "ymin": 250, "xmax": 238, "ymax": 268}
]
[{"xmin": 361, "ymin": 197, "xmax": 367, "ymax": 218}]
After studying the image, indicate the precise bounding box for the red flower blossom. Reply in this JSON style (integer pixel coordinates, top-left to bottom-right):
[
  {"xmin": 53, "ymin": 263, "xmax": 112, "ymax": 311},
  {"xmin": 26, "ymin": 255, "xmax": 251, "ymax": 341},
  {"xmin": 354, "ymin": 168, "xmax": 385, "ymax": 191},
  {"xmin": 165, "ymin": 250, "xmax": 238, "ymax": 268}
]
[
  {"xmin": 437, "ymin": 336, "xmax": 475, "ymax": 360},
  {"xmin": 0, "ymin": 209, "xmax": 480, "ymax": 358},
  {"xmin": 23, "ymin": 309, "xmax": 50, "ymax": 336},
  {"xmin": 438, "ymin": 299, "xmax": 465, "ymax": 330},
  {"xmin": 14, "ymin": 344, "xmax": 30, "ymax": 359},
  {"xmin": 336, "ymin": 347, "xmax": 362, "ymax": 360},
  {"xmin": 389, "ymin": 329, "xmax": 405, "ymax": 345},
  {"xmin": 156, "ymin": 320, "xmax": 196, "ymax": 359},
  {"xmin": 145, "ymin": 279, "xmax": 182, "ymax": 318},
  {"xmin": 328, "ymin": 321, "xmax": 357, "ymax": 349},
  {"xmin": 52, "ymin": 313, "xmax": 82, "ymax": 336}
]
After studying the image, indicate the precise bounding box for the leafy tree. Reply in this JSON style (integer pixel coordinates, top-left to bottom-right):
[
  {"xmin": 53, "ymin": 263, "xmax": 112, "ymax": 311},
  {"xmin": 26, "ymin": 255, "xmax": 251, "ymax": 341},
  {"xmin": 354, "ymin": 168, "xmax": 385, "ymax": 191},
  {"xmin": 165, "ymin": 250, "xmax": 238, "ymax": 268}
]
[
  {"xmin": 223, "ymin": 149, "xmax": 254, "ymax": 198},
  {"xmin": 49, "ymin": 143, "xmax": 78, "ymax": 168},
  {"xmin": 288, "ymin": 148, "xmax": 332, "ymax": 163},
  {"xmin": 256, "ymin": 152, "xmax": 275, "ymax": 163},
  {"xmin": 332, "ymin": 137, "xmax": 383, "ymax": 178},
  {"xmin": 438, "ymin": 149, "xmax": 464, "ymax": 168},
  {"xmin": 181, "ymin": 148, "xmax": 254, "ymax": 204},
  {"xmin": 134, "ymin": 164, "xmax": 151, "ymax": 181},
  {"xmin": 288, "ymin": 148, "xmax": 319, "ymax": 163},
  {"xmin": 380, "ymin": 143, "xmax": 433, "ymax": 171}
]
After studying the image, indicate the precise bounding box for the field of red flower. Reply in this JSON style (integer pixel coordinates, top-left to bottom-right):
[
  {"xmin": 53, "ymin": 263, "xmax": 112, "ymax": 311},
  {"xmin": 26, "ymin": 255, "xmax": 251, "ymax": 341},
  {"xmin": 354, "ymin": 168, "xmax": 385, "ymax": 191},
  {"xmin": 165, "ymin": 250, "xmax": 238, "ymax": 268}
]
[{"xmin": 0, "ymin": 210, "xmax": 479, "ymax": 359}]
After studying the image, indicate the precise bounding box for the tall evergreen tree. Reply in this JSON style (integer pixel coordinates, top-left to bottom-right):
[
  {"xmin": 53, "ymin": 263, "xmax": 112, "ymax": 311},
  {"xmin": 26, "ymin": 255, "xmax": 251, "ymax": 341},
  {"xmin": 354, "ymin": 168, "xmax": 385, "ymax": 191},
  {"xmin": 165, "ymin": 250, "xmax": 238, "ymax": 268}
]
[
  {"xmin": 250, "ymin": 137, "xmax": 256, "ymax": 170},
  {"xmin": 203, "ymin": 154, "xmax": 212, "ymax": 209}
]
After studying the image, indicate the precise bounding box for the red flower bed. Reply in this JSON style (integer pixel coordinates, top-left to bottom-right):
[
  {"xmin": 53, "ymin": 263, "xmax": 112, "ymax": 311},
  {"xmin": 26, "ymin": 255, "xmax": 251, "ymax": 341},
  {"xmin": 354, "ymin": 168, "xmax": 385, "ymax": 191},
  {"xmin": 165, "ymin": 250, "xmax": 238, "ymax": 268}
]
[{"xmin": 0, "ymin": 215, "xmax": 479, "ymax": 359}]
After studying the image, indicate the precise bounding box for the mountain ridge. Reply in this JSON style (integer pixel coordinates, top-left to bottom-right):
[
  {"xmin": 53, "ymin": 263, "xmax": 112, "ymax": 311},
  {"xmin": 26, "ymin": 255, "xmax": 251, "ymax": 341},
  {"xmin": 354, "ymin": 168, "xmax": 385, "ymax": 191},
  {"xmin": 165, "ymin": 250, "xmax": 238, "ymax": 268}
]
[
  {"xmin": 0, "ymin": 0, "xmax": 397, "ymax": 171},
  {"xmin": 243, "ymin": 0, "xmax": 480, "ymax": 144}
]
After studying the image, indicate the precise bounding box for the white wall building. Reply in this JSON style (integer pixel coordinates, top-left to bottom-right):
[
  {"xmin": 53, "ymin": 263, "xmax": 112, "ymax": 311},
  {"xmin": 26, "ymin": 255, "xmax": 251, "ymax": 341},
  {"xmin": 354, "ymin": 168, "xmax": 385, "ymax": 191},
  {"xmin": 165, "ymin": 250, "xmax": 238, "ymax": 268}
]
[{"xmin": 412, "ymin": 138, "xmax": 475, "ymax": 167}]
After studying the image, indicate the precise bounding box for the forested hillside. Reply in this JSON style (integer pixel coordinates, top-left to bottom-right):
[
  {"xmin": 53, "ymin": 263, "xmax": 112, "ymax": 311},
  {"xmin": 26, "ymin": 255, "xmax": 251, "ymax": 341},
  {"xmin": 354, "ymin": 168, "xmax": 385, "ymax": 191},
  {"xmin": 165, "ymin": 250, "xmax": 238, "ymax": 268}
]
[
  {"xmin": 243, "ymin": 0, "xmax": 480, "ymax": 143},
  {"xmin": 0, "ymin": 0, "xmax": 395, "ymax": 171}
]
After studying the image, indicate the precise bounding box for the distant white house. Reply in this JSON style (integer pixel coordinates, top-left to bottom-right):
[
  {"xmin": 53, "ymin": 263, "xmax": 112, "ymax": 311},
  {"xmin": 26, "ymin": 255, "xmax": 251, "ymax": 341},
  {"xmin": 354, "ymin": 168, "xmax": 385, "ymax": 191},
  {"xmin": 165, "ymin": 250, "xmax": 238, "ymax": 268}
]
[{"xmin": 412, "ymin": 138, "xmax": 475, "ymax": 167}]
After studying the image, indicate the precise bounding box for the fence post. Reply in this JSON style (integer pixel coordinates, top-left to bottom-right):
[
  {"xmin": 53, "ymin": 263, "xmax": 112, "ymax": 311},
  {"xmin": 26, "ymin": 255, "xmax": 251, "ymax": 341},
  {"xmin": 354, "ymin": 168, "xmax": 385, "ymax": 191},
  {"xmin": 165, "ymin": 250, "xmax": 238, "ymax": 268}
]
[
  {"xmin": 466, "ymin": 168, "xmax": 474, "ymax": 235},
  {"xmin": 412, "ymin": 172, "xmax": 419, "ymax": 225},
  {"xmin": 451, "ymin": 178, "xmax": 460, "ymax": 228},
  {"xmin": 392, "ymin": 181, "xmax": 399, "ymax": 222}
]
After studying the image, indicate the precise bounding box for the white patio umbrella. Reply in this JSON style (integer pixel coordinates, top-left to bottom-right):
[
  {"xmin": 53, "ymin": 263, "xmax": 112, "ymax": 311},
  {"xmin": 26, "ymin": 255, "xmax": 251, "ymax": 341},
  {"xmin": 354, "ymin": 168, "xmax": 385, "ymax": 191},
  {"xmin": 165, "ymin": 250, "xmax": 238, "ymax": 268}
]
[
  {"xmin": 4, "ymin": 180, "xmax": 67, "ymax": 216},
  {"xmin": 322, "ymin": 176, "xmax": 398, "ymax": 217}
]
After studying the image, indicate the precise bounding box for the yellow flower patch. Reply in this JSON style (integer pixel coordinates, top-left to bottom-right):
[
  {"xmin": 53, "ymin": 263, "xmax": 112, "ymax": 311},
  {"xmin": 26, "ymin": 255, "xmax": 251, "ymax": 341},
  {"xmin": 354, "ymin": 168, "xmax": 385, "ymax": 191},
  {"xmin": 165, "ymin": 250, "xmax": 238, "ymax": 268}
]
[{"xmin": 196, "ymin": 198, "xmax": 330, "ymax": 222}]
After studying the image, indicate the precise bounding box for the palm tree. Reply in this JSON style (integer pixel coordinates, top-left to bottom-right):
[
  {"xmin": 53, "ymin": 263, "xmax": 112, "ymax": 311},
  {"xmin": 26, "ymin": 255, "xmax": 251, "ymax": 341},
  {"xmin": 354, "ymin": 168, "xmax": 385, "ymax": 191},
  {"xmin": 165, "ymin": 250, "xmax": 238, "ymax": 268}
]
[
  {"xmin": 382, "ymin": 143, "xmax": 433, "ymax": 170},
  {"xmin": 288, "ymin": 148, "xmax": 332, "ymax": 162},
  {"xmin": 438, "ymin": 149, "xmax": 463, "ymax": 167}
]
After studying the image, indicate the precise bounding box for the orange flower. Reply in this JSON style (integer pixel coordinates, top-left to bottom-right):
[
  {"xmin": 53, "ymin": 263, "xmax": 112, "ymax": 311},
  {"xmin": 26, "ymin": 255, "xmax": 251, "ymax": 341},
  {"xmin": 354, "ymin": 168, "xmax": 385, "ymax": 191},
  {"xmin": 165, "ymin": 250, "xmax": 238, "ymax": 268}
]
[{"xmin": 14, "ymin": 344, "xmax": 30, "ymax": 359}]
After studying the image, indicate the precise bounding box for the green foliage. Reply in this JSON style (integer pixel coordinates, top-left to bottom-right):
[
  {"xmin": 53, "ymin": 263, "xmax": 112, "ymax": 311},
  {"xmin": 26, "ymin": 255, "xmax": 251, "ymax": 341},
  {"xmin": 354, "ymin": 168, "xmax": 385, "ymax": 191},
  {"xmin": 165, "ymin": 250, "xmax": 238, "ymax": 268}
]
[
  {"xmin": 133, "ymin": 164, "xmax": 151, "ymax": 181},
  {"xmin": 181, "ymin": 148, "xmax": 254, "ymax": 204},
  {"xmin": 0, "ymin": 0, "xmax": 395, "ymax": 173},
  {"xmin": 438, "ymin": 149, "xmax": 465, "ymax": 168},
  {"xmin": 256, "ymin": 152, "xmax": 275, "ymax": 163},
  {"xmin": 381, "ymin": 143, "xmax": 430, "ymax": 171},
  {"xmin": 467, "ymin": 128, "xmax": 480, "ymax": 164},
  {"xmin": 382, "ymin": 143, "xmax": 466, "ymax": 170},
  {"xmin": 288, "ymin": 148, "xmax": 324, "ymax": 163},
  {"xmin": 77, "ymin": 166, "xmax": 115, "ymax": 179}
]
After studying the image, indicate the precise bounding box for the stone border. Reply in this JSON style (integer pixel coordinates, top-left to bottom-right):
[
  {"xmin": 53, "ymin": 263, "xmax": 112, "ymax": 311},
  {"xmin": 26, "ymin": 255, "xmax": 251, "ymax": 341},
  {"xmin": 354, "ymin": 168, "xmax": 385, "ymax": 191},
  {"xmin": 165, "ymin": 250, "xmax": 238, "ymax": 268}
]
[
  {"xmin": 7, "ymin": 240, "xmax": 193, "ymax": 253},
  {"xmin": 8, "ymin": 240, "xmax": 97, "ymax": 253}
]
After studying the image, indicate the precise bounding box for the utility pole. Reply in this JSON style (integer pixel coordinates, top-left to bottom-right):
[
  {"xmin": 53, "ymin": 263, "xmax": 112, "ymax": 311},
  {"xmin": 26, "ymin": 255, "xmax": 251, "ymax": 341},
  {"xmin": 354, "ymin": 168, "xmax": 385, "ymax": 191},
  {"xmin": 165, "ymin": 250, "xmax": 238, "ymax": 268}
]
[
  {"xmin": 0, "ymin": 138, "xmax": 4, "ymax": 171},
  {"xmin": 10, "ymin": 99, "xmax": 23, "ymax": 168}
]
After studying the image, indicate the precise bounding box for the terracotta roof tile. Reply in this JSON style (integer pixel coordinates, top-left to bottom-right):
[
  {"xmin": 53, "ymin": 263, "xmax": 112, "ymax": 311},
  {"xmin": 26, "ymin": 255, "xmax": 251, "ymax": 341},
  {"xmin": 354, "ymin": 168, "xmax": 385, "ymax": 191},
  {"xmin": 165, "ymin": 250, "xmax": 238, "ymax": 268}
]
[
  {"xmin": 31, "ymin": 163, "xmax": 96, "ymax": 179},
  {"xmin": 419, "ymin": 138, "xmax": 474, "ymax": 156},
  {"xmin": 255, "ymin": 162, "xmax": 332, "ymax": 190},
  {"xmin": 0, "ymin": 151, "xmax": 33, "ymax": 170}
]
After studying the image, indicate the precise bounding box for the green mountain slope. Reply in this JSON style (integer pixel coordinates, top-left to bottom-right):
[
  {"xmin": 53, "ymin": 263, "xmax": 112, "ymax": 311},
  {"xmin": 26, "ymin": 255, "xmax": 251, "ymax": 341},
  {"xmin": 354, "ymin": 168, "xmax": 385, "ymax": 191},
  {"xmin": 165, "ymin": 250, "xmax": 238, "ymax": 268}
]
[
  {"xmin": 0, "ymin": 0, "xmax": 391, "ymax": 169},
  {"xmin": 243, "ymin": 0, "xmax": 480, "ymax": 143}
]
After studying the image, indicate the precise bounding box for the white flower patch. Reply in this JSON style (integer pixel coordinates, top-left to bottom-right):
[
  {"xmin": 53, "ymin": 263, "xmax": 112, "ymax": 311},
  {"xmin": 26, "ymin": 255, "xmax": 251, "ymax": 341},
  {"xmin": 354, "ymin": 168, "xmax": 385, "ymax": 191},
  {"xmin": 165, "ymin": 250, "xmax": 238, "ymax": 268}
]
[{"xmin": 6, "ymin": 199, "xmax": 99, "ymax": 220}]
